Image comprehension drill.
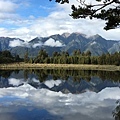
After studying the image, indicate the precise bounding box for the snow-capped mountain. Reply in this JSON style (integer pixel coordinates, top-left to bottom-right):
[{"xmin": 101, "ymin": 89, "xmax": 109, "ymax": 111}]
[{"xmin": 0, "ymin": 33, "xmax": 119, "ymax": 57}]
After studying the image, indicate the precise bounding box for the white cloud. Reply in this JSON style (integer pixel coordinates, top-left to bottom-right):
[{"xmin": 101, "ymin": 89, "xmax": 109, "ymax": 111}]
[
  {"xmin": 0, "ymin": 0, "xmax": 19, "ymax": 21},
  {"xmin": 44, "ymin": 38, "xmax": 64, "ymax": 47},
  {"xmin": 9, "ymin": 39, "xmax": 30, "ymax": 47},
  {"xmin": 44, "ymin": 80, "xmax": 62, "ymax": 88},
  {"xmin": 0, "ymin": 0, "xmax": 17, "ymax": 13},
  {"xmin": 0, "ymin": 13, "xmax": 19, "ymax": 20},
  {"xmin": 0, "ymin": 0, "xmax": 119, "ymax": 41},
  {"xmin": 0, "ymin": 27, "xmax": 36, "ymax": 41},
  {"xmin": 0, "ymin": 84, "xmax": 119, "ymax": 120},
  {"xmin": 9, "ymin": 38, "xmax": 65, "ymax": 48},
  {"xmin": 8, "ymin": 78, "xmax": 24, "ymax": 86},
  {"xmin": 32, "ymin": 42, "xmax": 43, "ymax": 48},
  {"xmin": 30, "ymin": 78, "xmax": 40, "ymax": 83}
]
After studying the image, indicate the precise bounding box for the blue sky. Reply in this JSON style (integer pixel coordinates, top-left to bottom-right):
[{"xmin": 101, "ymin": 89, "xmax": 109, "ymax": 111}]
[
  {"xmin": 0, "ymin": 0, "xmax": 119, "ymax": 41},
  {"xmin": 16, "ymin": 0, "xmax": 56, "ymax": 18}
]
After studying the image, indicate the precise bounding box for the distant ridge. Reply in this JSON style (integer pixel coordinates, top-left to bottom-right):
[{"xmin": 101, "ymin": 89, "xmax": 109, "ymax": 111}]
[{"xmin": 0, "ymin": 33, "xmax": 119, "ymax": 57}]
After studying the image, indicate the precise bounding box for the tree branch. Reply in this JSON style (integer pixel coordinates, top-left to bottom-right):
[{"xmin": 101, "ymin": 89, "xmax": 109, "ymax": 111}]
[{"xmin": 92, "ymin": 0, "xmax": 116, "ymax": 14}]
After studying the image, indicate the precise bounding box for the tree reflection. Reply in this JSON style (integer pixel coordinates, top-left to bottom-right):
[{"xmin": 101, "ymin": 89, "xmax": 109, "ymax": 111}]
[
  {"xmin": 0, "ymin": 69, "xmax": 120, "ymax": 84},
  {"xmin": 0, "ymin": 70, "xmax": 21, "ymax": 78},
  {"xmin": 32, "ymin": 69, "xmax": 120, "ymax": 83},
  {"xmin": 33, "ymin": 69, "xmax": 48, "ymax": 82},
  {"xmin": 113, "ymin": 101, "xmax": 120, "ymax": 120}
]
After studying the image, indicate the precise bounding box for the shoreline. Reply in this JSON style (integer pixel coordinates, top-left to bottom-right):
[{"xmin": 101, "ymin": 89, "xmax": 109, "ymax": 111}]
[{"xmin": 0, "ymin": 63, "xmax": 120, "ymax": 71}]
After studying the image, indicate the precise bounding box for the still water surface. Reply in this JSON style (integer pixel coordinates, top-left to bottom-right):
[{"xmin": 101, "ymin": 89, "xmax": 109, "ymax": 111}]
[{"xmin": 0, "ymin": 69, "xmax": 120, "ymax": 120}]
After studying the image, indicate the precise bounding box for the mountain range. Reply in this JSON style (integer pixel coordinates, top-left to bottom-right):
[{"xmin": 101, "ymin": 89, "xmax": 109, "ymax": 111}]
[
  {"xmin": 0, "ymin": 33, "xmax": 120, "ymax": 57},
  {"xmin": 0, "ymin": 75, "xmax": 118, "ymax": 94}
]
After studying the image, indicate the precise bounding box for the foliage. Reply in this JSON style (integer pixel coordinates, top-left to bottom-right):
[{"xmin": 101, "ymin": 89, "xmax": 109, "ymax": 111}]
[
  {"xmin": 24, "ymin": 51, "xmax": 29, "ymax": 63},
  {"xmin": 113, "ymin": 100, "xmax": 120, "ymax": 120},
  {"xmin": 50, "ymin": 0, "xmax": 120, "ymax": 30},
  {"xmin": 0, "ymin": 70, "xmax": 13, "ymax": 78},
  {"xmin": 24, "ymin": 69, "xmax": 120, "ymax": 82},
  {"xmin": 34, "ymin": 49, "xmax": 49, "ymax": 63},
  {"xmin": 0, "ymin": 50, "xmax": 23, "ymax": 64},
  {"xmin": 33, "ymin": 49, "xmax": 120, "ymax": 66}
]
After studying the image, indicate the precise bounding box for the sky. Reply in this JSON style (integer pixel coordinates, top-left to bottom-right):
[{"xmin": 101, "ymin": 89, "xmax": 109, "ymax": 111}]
[
  {"xmin": 0, "ymin": 0, "xmax": 119, "ymax": 41},
  {"xmin": 0, "ymin": 81, "xmax": 120, "ymax": 120}
]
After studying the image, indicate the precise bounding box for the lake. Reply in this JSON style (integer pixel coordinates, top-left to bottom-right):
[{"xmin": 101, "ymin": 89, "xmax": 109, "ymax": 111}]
[{"xmin": 0, "ymin": 69, "xmax": 120, "ymax": 120}]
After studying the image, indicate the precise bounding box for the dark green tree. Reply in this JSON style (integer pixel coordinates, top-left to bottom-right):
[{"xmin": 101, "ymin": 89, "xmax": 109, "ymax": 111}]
[
  {"xmin": 98, "ymin": 53, "xmax": 106, "ymax": 64},
  {"xmin": 50, "ymin": 0, "xmax": 120, "ymax": 30},
  {"xmin": 0, "ymin": 50, "xmax": 23, "ymax": 64},
  {"xmin": 24, "ymin": 51, "xmax": 29, "ymax": 63},
  {"xmin": 52, "ymin": 51, "xmax": 61, "ymax": 57},
  {"xmin": 1, "ymin": 50, "xmax": 13, "ymax": 58},
  {"xmin": 85, "ymin": 50, "xmax": 91, "ymax": 56},
  {"xmin": 34, "ymin": 49, "xmax": 48, "ymax": 63},
  {"xmin": 91, "ymin": 56, "xmax": 98, "ymax": 64},
  {"xmin": 61, "ymin": 51, "xmax": 69, "ymax": 57},
  {"xmin": 73, "ymin": 49, "xmax": 81, "ymax": 56}
]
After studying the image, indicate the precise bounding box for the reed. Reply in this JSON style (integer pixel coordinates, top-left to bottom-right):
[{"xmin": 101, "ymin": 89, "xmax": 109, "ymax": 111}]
[{"xmin": 0, "ymin": 62, "xmax": 120, "ymax": 71}]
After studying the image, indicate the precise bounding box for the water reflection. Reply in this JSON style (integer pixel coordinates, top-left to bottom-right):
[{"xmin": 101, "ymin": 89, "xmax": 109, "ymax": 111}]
[
  {"xmin": 0, "ymin": 106, "xmax": 62, "ymax": 120},
  {"xmin": 0, "ymin": 69, "xmax": 119, "ymax": 94},
  {"xmin": 0, "ymin": 69, "xmax": 119, "ymax": 120},
  {"xmin": 113, "ymin": 101, "xmax": 120, "ymax": 120},
  {"xmin": 0, "ymin": 85, "xmax": 119, "ymax": 120}
]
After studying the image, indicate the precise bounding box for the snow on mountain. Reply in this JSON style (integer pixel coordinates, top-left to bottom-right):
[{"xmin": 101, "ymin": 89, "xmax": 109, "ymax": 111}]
[
  {"xmin": 0, "ymin": 33, "xmax": 119, "ymax": 57},
  {"xmin": 61, "ymin": 32, "xmax": 71, "ymax": 38},
  {"xmin": 90, "ymin": 41, "xmax": 97, "ymax": 46}
]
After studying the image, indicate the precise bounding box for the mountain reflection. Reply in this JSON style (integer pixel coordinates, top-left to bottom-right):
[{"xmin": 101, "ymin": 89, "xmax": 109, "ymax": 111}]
[
  {"xmin": 0, "ymin": 69, "xmax": 119, "ymax": 94},
  {"xmin": 0, "ymin": 106, "xmax": 62, "ymax": 120},
  {"xmin": 0, "ymin": 85, "xmax": 119, "ymax": 120},
  {"xmin": 0, "ymin": 69, "xmax": 119, "ymax": 120}
]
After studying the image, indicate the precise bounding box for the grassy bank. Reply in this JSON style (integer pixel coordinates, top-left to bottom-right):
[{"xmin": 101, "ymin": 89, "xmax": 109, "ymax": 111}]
[{"xmin": 0, "ymin": 62, "xmax": 120, "ymax": 71}]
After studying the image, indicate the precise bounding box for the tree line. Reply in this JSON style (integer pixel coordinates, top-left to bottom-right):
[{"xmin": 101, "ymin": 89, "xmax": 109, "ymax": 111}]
[
  {"xmin": 26, "ymin": 49, "xmax": 120, "ymax": 66},
  {"xmin": 31, "ymin": 69, "xmax": 120, "ymax": 82},
  {"xmin": 0, "ymin": 50, "xmax": 23, "ymax": 64},
  {"xmin": 0, "ymin": 69, "xmax": 120, "ymax": 83},
  {"xmin": 0, "ymin": 49, "xmax": 120, "ymax": 66}
]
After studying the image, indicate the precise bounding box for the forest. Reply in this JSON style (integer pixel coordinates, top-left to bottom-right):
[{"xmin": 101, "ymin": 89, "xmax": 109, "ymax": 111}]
[
  {"xmin": 0, "ymin": 50, "xmax": 23, "ymax": 64},
  {"xmin": 0, "ymin": 69, "xmax": 120, "ymax": 83},
  {"xmin": 0, "ymin": 49, "xmax": 120, "ymax": 66},
  {"xmin": 25, "ymin": 49, "xmax": 120, "ymax": 66}
]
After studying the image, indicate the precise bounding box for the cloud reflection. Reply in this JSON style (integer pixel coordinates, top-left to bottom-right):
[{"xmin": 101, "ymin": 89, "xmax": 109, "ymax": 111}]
[{"xmin": 0, "ymin": 84, "xmax": 119, "ymax": 120}]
